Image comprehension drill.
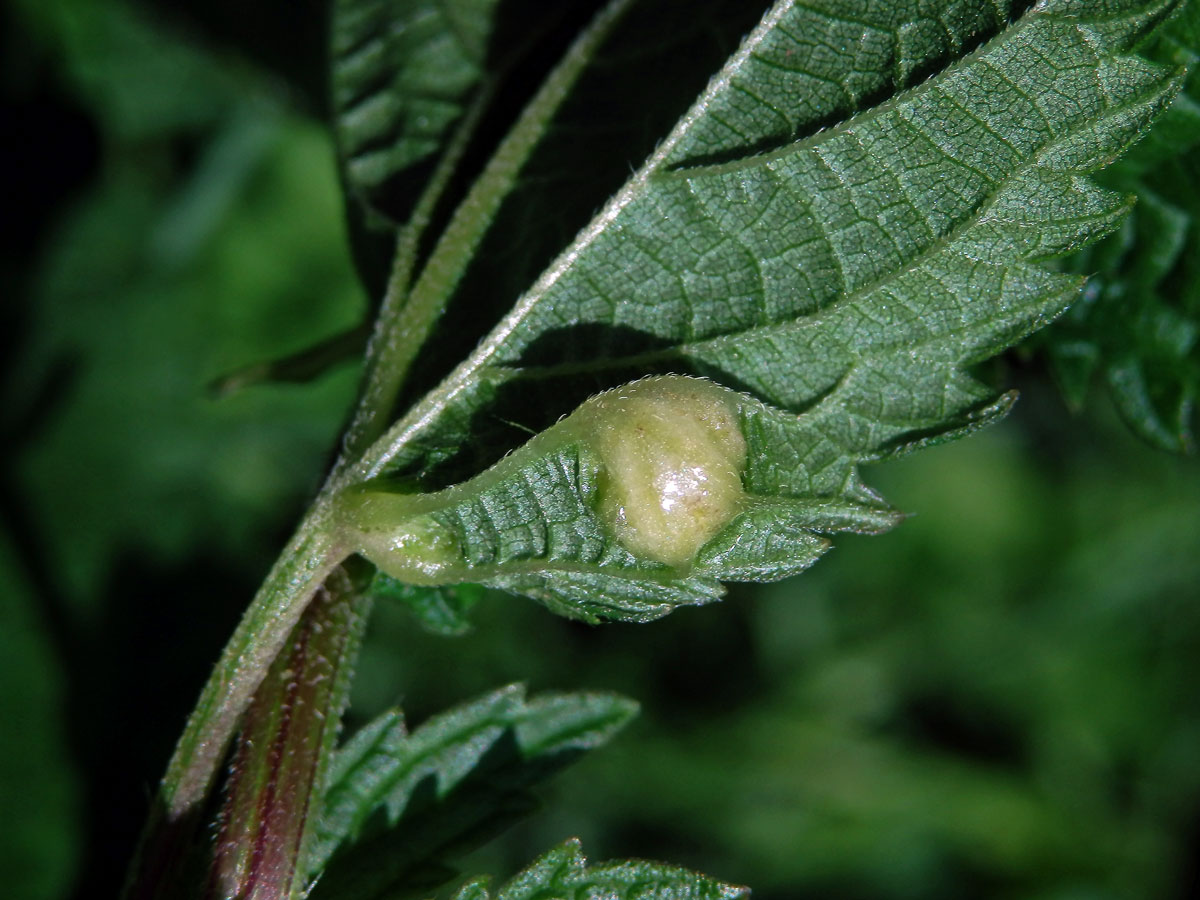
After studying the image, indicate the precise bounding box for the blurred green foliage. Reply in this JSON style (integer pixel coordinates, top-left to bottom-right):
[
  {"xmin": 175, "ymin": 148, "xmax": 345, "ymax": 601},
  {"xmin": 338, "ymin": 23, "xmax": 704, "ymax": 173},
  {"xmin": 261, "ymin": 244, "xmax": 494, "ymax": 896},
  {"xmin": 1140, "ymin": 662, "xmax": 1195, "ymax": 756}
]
[
  {"xmin": 355, "ymin": 409, "xmax": 1200, "ymax": 900},
  {"xmin": 3, "ymin": 2, "xmax": 1199, "ymax": 900},
  {"xmin": 9, "ymin": 0, "xmax": 363, "ymax": 605},
  {"xmin": 0, "ymin": 538, "xmax": 80, "ymax": 900},
  {"xmin": 1041, "ymin": 2, "xmax": 1200, "ymax": 453},
  {"xmin": 3, "ymin": 0, "xmax": 362, "ymax": 894}
]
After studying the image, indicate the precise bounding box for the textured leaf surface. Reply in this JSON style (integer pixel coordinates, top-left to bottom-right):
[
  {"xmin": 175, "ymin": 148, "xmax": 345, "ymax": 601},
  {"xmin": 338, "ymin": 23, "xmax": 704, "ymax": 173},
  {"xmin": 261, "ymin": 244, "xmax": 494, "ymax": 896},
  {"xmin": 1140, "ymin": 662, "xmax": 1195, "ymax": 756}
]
[
  {"xmin": 367, "ymin": 572, "xmax": 483, "ymax": 635},
  {"xmin": 451, "ymin": 839, "xmax": 748, "ymax": 900},
  {"xmin": 347, "ymin": 378, "xmax": 904, "ymax": 622},
  {"xmin": 306, "ymin": 684, "xmax": 637, "ymax": 887},
  {"xmin": 331, "ymin": 0, "xmax": 515, "ymax": 295},
  {"xmin": 1042, "ymin": 1, "xmax": 1200, "ymax": 451},
  {"xmin": 344, "ymin": 0, "xmax": 1181, "ymax": 618},
  {"xmin": 332, "ymin": 0, "xmax": 499, "ymax": 227}
]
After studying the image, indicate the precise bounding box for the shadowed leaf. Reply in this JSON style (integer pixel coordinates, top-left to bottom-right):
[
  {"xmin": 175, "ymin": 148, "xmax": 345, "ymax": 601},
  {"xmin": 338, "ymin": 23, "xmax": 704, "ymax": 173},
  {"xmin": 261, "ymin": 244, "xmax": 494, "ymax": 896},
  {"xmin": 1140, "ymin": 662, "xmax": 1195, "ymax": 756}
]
[
  {"xmin": 450, "ymin": 839, "xmax": 749, "ymax": 900},
  {"xmin": 306, "ymin": 685, "xmax": 638, "ymax": 896}
]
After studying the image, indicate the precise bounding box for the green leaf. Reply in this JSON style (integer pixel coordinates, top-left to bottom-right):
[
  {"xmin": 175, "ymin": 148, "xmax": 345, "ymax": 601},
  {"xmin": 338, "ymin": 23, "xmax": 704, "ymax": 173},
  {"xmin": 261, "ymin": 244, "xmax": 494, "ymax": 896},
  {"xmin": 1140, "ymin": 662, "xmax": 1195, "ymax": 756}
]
[
  {"xmin": 1040, "ymin": 1, "xmax": 1200, "ymax": 452},
  {"xmin": 1096, "ymin": 0, "xmax": 1200, "ymax": 172},
  {"xmin": 449, "ymin": 839, "xmax": 749, "ymax": 900},
  {"xmin": 208, "ymin": 323, "xmax": 370, "ymax": 397},
  {"xmin": 367, "ymin": 572, "xmax": 483, "ymax": 636},
  {"xmin": 338, "ymin": 0, "xmax": 635, "ymax": 458},
  {"xmin": 332, "ymin": 0, "xmax": 495, "ymax": 206},
  {"xmin": 342, "ymin": 0, "xmax": 1181, "ymax": 618},
  {"xmin": 344, "ymin": 377, "xmax": 904, "ymax": 622},
  {"xmin": 331, "ymin": 0, "xmax": 502, "ymax": 290},
  {"xmin": 306, "ymin": 685, "xmax": 638, "ymax": 892},
  {"xmin": 401, "ymin": 1, "xmax": 770, "ymax": 408}
]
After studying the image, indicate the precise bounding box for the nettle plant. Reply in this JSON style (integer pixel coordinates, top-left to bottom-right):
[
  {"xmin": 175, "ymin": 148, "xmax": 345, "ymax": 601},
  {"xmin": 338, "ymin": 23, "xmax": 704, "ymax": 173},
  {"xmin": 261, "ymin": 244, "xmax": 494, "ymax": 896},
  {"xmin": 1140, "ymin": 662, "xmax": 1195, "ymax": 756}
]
[{"xmin": 122, "ymin": 0, "xmax": 1199, "ymax": 897}]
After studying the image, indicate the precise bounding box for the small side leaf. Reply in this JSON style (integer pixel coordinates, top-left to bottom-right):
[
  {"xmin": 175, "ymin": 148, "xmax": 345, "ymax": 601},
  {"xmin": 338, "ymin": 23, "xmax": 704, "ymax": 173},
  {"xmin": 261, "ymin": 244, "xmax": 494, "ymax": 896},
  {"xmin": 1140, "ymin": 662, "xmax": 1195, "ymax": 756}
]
[
  {"xmin": 208, "ymin": 323, "xmax": 369, "ymax": 397},
  {"xmin": 450, "ymin": 839, "xmax": 749, "ymax": 900},
  {"xmin": 367, "ymin": 572, "xmax": 483, "ymax": 636},
  {"xmin": 331, "ymin": 0, "xmax": 603, "ymax": 296},
  {"xmin": 342, "ymin": 377, "xmax": 920, "ymax": 623},
  {"xmin": 306, "ymin": 685, "xmax": 638, "ymax": 891}
]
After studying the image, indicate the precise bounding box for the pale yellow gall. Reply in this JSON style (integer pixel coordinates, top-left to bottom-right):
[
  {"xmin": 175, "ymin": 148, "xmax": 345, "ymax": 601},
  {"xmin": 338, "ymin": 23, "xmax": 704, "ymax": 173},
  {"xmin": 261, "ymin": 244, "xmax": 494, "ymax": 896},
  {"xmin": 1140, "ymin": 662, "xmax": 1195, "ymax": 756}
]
[{"xmin": 574, "ymin": 376, "xmax": 748, "ymax": 568}]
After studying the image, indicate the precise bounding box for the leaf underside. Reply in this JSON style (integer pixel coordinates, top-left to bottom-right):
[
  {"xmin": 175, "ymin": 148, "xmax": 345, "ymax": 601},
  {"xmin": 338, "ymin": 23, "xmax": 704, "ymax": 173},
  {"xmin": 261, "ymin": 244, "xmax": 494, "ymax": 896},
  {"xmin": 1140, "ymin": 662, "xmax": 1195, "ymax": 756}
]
[
  {"xmin": 333, "ymin": 0, "xmax": 495, "ymax": 207},
  {"xmin": 451, "ymin": 838, "xmax": 749, "ymax": 900},
  {"xmin": 350, "ymin": 0, "xmax": 1181, "ymax": 622},
  {"xmin": 331, "ymin": 0, "xmax": 600, "ymax": 296}
]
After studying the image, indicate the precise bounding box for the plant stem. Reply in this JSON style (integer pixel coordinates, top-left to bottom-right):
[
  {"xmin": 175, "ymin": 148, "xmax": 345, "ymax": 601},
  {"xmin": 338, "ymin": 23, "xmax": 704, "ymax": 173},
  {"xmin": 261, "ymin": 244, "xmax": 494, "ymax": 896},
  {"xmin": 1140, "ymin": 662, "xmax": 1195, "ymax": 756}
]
[
  {"xmin": 122, "ymin": 516, "xmax": 347, "ymax": 900},
  {"xmin": 208, "ymin": 566, "xmax": 369, "ymax": 900},
  {"xmin": 126, "ymin": 2, "xmax": 638, "ymax": 895},
  {"xmin": 340, "ymin": 87, "xmax": 494, "ymax": 461},
  {"xmin": 338, "ymin": 0, "xmax": 637, "ymax": 467},
  {"xmin": 162, "ymin": 512, "xmax": 347, "ymax": 818}
]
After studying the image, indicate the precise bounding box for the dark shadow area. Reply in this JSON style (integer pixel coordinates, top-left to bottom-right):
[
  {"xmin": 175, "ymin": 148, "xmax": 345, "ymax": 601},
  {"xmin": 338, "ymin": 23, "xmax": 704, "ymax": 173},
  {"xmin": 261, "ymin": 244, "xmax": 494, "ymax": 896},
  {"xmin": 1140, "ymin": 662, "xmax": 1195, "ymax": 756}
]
[
  {"xmin": 1177, "ymin": 804, "xmax": 1200, "ymax": 899},
  {"xmin": 141, "ymin": 0, "xmax": 330, "ymax": 115},
  {"xmin": 665, "ymin": 87, "xmax": 891, "ymax": 173},
  {"xmin": 60, "ymin": 553, "xmax": 259, "ymax": 899},
  {"xmin": 402, "ymin": 312, "xmax": 830, "ymax": 490},
  {"xmin": 892, "ymin": 692, "xmax": 1028, "ymax": 770},
  {"xmin": 418, "ymin": 350, "xmax": 691, "ymax": 490},
  {"xmin": 392, "ymin": 0, "xmax": 765, "ymax": 420},
  {"xmin": 517, "ymin": 322, "xmax": 677, "ymax": 369},
  {"xmin": 119, "ymin": 790, "xmax": 223, "ymax": 900},
  {"xmin": 406, "ymin": 310, "xmax": 841, "ymax": 489},
  {"xmin": 0, "ymin": 1, "xmax": 101, "ymax": 356},
  {"xmin": 1009, "ymin": 0, "xmax": 1041, "ymax": 21},
  {"xmin": 338, "ymin": 1, "xmax": 609, "ymax": 301},
  {"xmin": 313, "ymin": 727, "xmax": 578, "ymax": 900},
  {"xmin": 563, "ymin": 582, "xmax": 766, "ymax": 727},
  {"xmin": 401, "ymin": 0, "xmax": 608, "ymax": 297}
]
